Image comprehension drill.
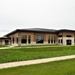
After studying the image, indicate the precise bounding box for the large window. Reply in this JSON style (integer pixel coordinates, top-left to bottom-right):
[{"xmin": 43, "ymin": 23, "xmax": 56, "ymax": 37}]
[
  {"xmin": 21, "ymin": 35, "xmax": 27, "ymax": 44},
  {"xmin": 36, "ymin": 36, "xmax": 44, "ymax": 43}
]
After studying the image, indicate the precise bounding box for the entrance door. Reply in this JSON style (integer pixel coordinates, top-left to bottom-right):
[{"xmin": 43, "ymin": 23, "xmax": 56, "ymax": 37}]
[
  {"xmin": 5, "ymin": 40, "xmax": 9, "ymax": 45},
  {"xmin": 66, "ymin": 40, "xmax": 71, "ymax": 45}
]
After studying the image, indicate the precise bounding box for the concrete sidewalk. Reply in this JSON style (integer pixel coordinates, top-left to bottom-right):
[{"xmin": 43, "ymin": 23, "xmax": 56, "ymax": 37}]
[
  {"xmin": 0, "ymin": 55, "xmax": 75, "ymax": 69},
  {"xmin": 0, "ymin": 45, "xmax": 63, "ymax": 50},
  {"xmin": 0, "ymin": 46, "xmax": 15, "ymax": 49},
  {"xmin": 25, "ymin": 46, "xmax": 63, "ymax": 48}
]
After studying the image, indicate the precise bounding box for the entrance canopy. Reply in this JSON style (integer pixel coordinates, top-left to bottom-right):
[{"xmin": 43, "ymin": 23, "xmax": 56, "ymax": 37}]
[{"xmin": 0, "ymin": 36, "xmax": 11, "ymax": 45}]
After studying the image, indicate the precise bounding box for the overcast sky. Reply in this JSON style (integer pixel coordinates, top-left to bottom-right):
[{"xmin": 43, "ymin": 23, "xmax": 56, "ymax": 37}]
[{"xmin": 0, "ymin": 0, "xmax": 75, "ymax": 36}]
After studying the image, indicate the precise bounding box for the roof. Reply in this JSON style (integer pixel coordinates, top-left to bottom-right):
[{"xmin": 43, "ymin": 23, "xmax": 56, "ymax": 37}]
[
  {"xmin": 5, "ymin": 28, "xmax": 57, "ymax": 36},
  {"xmin": 57, "ymin": 29, "xmax": 75, "ymax": 33},
  {"xmin": 20, "ymin": 28, "xmax": 57, "ymax": 33},
  {"xmin": 60, "ymin": 29, "xmax": 75, "ymax": 32},
  {"xmin": 0, "ymin": 36, "xmax": 10, "ymax": 39},
  {"xmin": 4, "ymin": 28, "xmax": 75, "ymax": 36}
]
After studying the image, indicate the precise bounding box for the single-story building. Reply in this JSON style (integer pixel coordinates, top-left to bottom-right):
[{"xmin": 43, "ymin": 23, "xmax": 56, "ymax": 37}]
[{"xmin": 0, "ymin": 28, "xmax": 75, "ymax": 46}]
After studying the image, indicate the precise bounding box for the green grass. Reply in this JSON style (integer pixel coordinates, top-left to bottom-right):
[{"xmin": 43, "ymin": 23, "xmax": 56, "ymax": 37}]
[
  {"xmin": 0, "ymin": 59, "xmax": 75, "ymax": 75},
  {"xmin": 0, "ymin": 46, "xmax": 75, "ymax": 63},
  {"xmin": 0, "ymin": 45, "xmax": 7, "ymax": 47}
]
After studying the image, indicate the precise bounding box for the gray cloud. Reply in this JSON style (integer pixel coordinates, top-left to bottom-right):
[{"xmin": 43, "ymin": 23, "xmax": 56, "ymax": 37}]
[{"xmin": 0, "ymin": 0, "xmax": 75, "ymax": 36}]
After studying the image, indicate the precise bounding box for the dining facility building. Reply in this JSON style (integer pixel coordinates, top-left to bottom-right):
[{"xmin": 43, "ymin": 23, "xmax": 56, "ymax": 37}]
[{"xmin": 0, "ymin": 28, "xmax": 75, "ymax": 46}]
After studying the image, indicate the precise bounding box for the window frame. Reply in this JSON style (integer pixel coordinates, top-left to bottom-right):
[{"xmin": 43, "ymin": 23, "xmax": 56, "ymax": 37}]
[
  {"xmin": 36, "ymin": 36, "xmax": 44, "ymax": 43},
  {"xmin": 21, "ymin": 35, "xmax": 27, "ymax": 44}
]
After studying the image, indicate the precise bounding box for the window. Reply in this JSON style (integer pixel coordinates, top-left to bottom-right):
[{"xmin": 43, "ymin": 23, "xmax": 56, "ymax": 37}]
[
  {"xmin": 5, "ymin": 40, "xmax": 9, "ymax": 45},
  {"xmin": 58, "ymin": 39, "xmax": 63, "ymax": 44},
  {"xmin": 61, "ymin": 39, "xmax": 63, "ymax": 43},
  {"xmin": 58, "ymin": 35, "xmax": 62, "ymax": 37},
  {"xmin": 54, "ymin": 36, "xmax": 56, "ymax": 43},
  {"xmin": 51, "ymin": 36, "xmax": 53, "ymax": 43},
  {"xmin": 36, "ymin": 36, "xmax": 44, "ymax": 43},
  {"xmin": 28, "ymin": 35, "xmax": 31, "ymax": 44},
  {"xmin": 16, "ymin": 36, "xmax": 18, "ymax": 44},
  {"xmin": 48, "ymin": 36, "xmax": 50, "ymax": 43},
  {"xmin": 66, "ymin": 35, "xmax": 71, "ymax": 37},
  {"xmin": 13, "ymin": 37, "xmax": 14, "ymax": 44},
  {"xmin": 58, "ymin": 39, "xmax": 60, "ymax": 43},
  {"xmin": 21, "ymin": 35, "xmax": 27, "ymax": 44}
]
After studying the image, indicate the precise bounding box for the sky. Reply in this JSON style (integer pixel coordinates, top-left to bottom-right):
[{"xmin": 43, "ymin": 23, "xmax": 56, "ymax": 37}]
[{"xmin": 0, "ymin": 0, "xmax": 75, "ymax": 36}]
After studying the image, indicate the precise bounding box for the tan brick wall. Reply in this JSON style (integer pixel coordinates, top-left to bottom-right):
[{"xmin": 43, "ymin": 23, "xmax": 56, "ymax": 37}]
[
  {"xmin": 9, "ymin": 32, "xmax": 19, "ymax": 46},
  {"xmin": 7, "ymin": 31, "xmax": 75, "ymax": 46},
  {"xmin": 58, "ymin": 32, "xmax": 74, "ymax": 37},
  {"xmin": 8, "ymin": 32, "xmax": 57, "ymax": 46},
  {"xmin": 58, "ymin": 31, "xmax": 75, "ymax": 45},
  {"xmin": 63, "ymin": 32, "xmax": 74, "ymax": 37}
]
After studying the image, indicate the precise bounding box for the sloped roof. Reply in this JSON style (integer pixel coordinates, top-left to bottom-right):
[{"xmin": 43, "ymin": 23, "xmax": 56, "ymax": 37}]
[
  {"xmin": 20, "ymin": 28, "xmax": 57, "ymax": 32},
  {"xmin": 59, "ymin": 29, "xmax": 75, "ymax": 32},
  {"xmin": 0, "ymin": 36, "xmax": 10, "ymax": 39},
  {"xmin": 4, "ymin": 28, "xmax": 75, "ymax": 37},
  {"xmin": 5, "ymin": 28, "xmax": 57, "ymax": 36}
]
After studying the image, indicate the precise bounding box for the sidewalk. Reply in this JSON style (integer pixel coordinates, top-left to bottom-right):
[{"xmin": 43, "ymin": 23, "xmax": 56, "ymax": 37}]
[
  {"xmin": 0, "ymin": 55, "xmax": 75, "ymax": 69},
  {"xmin": 0, "ymin": 46, "xmax": 15, "ymax": 49},
  {"xmin": 25, "ymin": 46, "xmax": 63, "ymax": 48},
  {"xmin": 0, "ymin": 45, "xmax": 63, "ymax": 50}
]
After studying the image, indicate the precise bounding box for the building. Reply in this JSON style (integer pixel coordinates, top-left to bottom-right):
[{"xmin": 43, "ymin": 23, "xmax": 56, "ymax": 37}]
[{"xmin": 0, "ymin": 28, "xmax": 75, "ymax": 46}]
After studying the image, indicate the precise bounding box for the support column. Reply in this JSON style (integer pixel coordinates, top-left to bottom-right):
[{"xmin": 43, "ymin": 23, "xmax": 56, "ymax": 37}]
[
  {"xmin": 27, "ymin": 35, "xmax": 28, "ymax": 44},
  {"xmin": 18, "ymin": 32, "xmax": 21, "ymax": 46},
  {"xmin": 2, "ymin": 40, "xmax": 5, "ymax": 45},
  {"xmin": 44, "ymin": 34, "xmax": 48, "ymax": 44}
]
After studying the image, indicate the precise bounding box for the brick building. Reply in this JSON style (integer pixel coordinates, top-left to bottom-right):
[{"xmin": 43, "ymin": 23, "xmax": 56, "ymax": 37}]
[{"xmin": 0, "ymin": 28, "xmax": 75, "ymax": 46}]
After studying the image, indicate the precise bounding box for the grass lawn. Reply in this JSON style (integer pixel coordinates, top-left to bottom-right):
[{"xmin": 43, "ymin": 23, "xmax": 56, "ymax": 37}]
[
  {"xmin": 0, "ymin": 59, "xmax": 75, "ymax": 75},
  {"xmin": 0, "ymin": 45, "xmax": 7, "ymax": 47},
  {"xmin": 0, "ymin": 46, "xmax": 75, "ymax": 63}
]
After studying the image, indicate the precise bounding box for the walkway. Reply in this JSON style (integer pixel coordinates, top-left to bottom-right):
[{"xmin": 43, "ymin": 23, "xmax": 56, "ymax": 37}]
[
  {"xmin": 0, "ymin": 55, "xmax": 75, "ymax": 69},
  {"xmin": 0, "ymin": 45, "xmax": 63, "ymax": 50},
  {"xmin": 25, "ymin": 46, "xmax": 63, "ymax": 48},
  {"xmin": 0, "ymin": 46, "xmax": 15, "ymax": 49}
]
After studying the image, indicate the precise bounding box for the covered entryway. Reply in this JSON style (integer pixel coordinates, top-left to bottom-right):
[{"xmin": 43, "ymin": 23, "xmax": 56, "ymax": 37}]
[
  {"xmin": 5, "ymin": 40, "xmax": 9, "ymax": 45},
  {"xmin": 0, "ymin": 37, "xmax": 10, "ymax": 45},
  {"xmin": 66, "ymin": 40, "xmax": 71, "ymax": 45}
]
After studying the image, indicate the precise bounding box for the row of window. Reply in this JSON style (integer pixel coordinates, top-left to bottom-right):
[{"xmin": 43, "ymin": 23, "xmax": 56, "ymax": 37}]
[
  {"xmin": 12, "ymin": 35, "xmax": 31, "ymax": 44},
  {"xmin": 36, "ymin": 36, "xmax": 56, "ymax": 44},
  {"xmin": 58, "ymin": 39, "xmax": 63, "ymax": 44},
  {"xmin": 21, "ymin": 35, "xmax": 31, "ymax": 44},
  {"xmin": 12, "ymin": 35, "xmax": 56, "ymax": 44},
  {"xmin": 12, "ymin": 37, "xmax": 18, "ymax": 44},
  {"xmin": 58, "ymin": 35, "xmax": 72, "ymax": 37},
  {"xmin": 58, "ymin": 39, "xmax": 75, "ymax": 44},
  {"xmin": 48, "ymin": 36, "xmax": 56, "ymax": 44}
]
